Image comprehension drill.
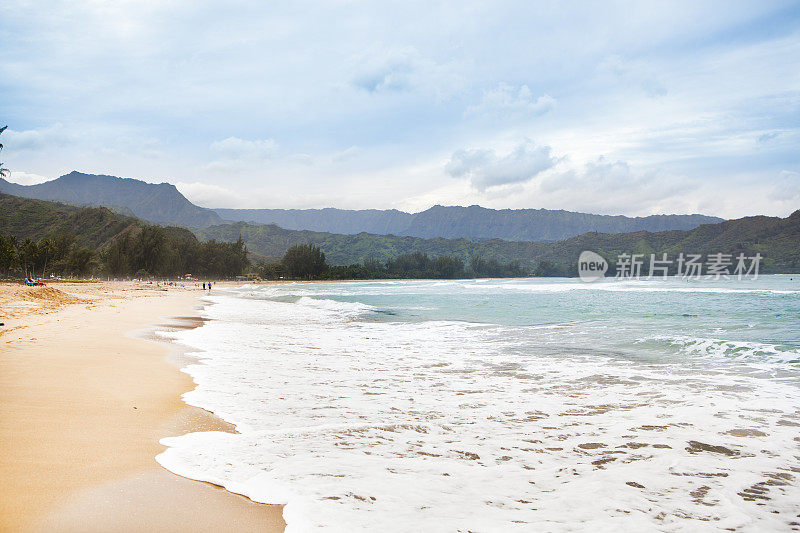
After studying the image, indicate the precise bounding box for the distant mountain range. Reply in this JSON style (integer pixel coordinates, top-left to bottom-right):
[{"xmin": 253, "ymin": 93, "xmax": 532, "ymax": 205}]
[
  {"xmin": 0, "ymin": 171, "xmax": 223, "ymax": 227},
  {"xmin": 214, "ymin": 205, "xmax": 723, "ymax": 242},
  {"xmin": 194, "ymin": 211, "xmax": 800, "ymax": 273},
  {"xmin": 1, "ymin": 171, "xmax": 722, "ymax": 242},
  {"xmin": 3, "ymin": 192, "xmax": 798, "ymax": 274}
]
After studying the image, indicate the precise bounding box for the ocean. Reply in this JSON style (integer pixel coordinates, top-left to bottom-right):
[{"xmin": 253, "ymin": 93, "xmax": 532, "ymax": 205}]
[{"xmin": 156, "ymin": 276, "xmax": 800, "ymax": 532}]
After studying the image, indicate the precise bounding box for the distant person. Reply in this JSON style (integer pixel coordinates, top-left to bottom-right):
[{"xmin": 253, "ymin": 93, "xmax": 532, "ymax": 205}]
[
  {"xmin": 203, "ymin": 282, "xmax": 206, "ymax": 290},
  {"xmin": 208, "ymin": 282, "xmax": 212, "ymax": 290}
]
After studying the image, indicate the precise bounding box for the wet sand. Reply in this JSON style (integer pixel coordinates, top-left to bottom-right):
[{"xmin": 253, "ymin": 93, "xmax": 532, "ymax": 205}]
[{"xmin": 0, "ymin": 281, "xmax": 285, "ymax": 532}]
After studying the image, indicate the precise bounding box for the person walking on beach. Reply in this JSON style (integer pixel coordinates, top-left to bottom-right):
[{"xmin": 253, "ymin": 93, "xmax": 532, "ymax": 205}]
[{"xmin": 202, "ymin": 282, "xmax": 206, "ymax": 290}]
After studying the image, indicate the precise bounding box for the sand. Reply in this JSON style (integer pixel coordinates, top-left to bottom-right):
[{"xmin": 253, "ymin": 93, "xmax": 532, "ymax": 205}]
[{"xmin": 0, "ymin": 281, "xmax": 285, "ymax": 532}]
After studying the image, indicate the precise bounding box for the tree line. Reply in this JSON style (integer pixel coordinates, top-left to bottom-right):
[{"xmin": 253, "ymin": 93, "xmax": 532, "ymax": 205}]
[
  {"xmin": 256, "ymin": 244, "xmax": 559, "ymax": 280},
  {"xmin": 0, "ymin": 227, "xmax": 249, "ymax": 279}
]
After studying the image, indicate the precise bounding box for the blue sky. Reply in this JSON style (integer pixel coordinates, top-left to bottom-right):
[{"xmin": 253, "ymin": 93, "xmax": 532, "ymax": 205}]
[{"xmin": 1, "ymin": 1, "xmax": 798, "ymax": 217}]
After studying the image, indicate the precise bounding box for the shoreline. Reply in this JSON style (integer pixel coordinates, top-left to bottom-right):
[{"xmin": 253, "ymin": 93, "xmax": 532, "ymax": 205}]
[{"xmin": 0, "ymin": 281, "xmax": 285, "ymax": 532}]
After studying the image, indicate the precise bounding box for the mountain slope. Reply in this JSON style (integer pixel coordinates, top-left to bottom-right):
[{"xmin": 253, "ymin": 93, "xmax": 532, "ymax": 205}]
[
  {"xmin": 0, "ymin": 193, "xmax": 247, "ymax": 278},
  {"xmin": 0, "ymin": 171, "xmax": 223, "ymax": 227},
  {"xmin": 214, "ymin": 207, "xmax": 415, "ymax": 236},
  {"xmin": 0, "ymin": 192, "xmax": 141, "ymax": 249},
  {"xmin": 2, "ymin": 191, "xmax": 797, "ymax": 275},
  {"xmin": 195, "ymin": 210, "xmax": 800, "ymax": 274},
  {"xmin": 214, "ymin": 204, "xmax": 723, "ymax": 242},
  {"xmin": 1, "ymin": 172, "xmax": 721, "ymax": 240}
]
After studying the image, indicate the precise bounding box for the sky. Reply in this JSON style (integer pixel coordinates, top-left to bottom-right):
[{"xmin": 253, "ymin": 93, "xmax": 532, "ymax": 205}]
[{"xmin": 1, "ymin": 0, "xmax": 799, "ymax": 218}]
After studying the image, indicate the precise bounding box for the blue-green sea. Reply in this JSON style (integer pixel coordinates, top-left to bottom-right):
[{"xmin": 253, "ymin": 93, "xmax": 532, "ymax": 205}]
[{"xmin": 158, "ymin": 275, "xmax": 800, "ymax": 532}]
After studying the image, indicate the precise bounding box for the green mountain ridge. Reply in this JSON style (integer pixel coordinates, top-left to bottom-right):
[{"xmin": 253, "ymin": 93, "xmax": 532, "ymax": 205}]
[
  {"xmin": 0, "ymin": 171, "xmax": 223, "ymax": 227},
  {"xmin": 3, "ymin": 192, "xmax": 798, "ymax": 276},
  {"xmin": 0, "ymin": 171, "xmax": 721, "ymax": 241},
  {"xmin": 196, "ymin": 210, "xmax": 800, "ymax": 274},
  {"xmin": 0, "ymin": 193, "xmax": 246, "ymax": 278},
  {"xmin": 0, "ymin": 192, "xmax": 143, "ymax": 249}
]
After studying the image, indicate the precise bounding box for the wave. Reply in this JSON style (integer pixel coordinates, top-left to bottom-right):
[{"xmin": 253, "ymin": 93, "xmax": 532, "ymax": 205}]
[
  {"xmin": 637, "ymin": 335, "xmax": 800, "ymax": 365},
  {"xmin": 155, "ymin": 279, "xmax": 800, "ymax": 531}
]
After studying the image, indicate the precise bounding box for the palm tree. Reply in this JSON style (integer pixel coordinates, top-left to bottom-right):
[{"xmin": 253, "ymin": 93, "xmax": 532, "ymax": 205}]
[{"xmin": 0, "ymin": 125, "xmax": 8, "ymax": 178}]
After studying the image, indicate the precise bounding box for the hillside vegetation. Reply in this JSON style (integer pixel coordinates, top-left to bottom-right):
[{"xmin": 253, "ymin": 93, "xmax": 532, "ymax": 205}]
[
  {"xmin": 0, "ymin": 193, "xmax": 247, "ymax": 278},
  {"xmin": 196, "ymin": 210, "xmax": 800, "ymax": 274},
  {"xmin": 3, "ymin": 192, "xmax": 798, "ymax": 277}
]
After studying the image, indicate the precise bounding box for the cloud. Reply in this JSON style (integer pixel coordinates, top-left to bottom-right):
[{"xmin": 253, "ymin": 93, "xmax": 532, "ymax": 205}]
[
  {"xmin": 3, "ymin": 123, "xmax": 74, "ymax": 151},
  {"xmin": 352, "ymin": 47, "xmax": 419, "ymax": 93},
  {"xmin": 597, "ymin": 55, "xmax": 667, "ymax": 97},
  {"xmin": 210, "ymin": 137, "xmax": 278, "ymax": 160},
  {"xmin": 332, "ymin": 145, "xmax": 361, "ymax": 162},
  {"xmin": 757, "ymin": 131, "xmax": 782, "ymax": 143},
  {"xmin": 288, "ymin": 153, "xmax": 313, "ymax": 165},
  {"xmin": 175, "ymin": 181, "xmax": 246, "ymax": 208},
  {"xmin": 2, "ymin": 3, "xmax": 797, "ymax": 217},
  {"xmin": 541, "ymin": 157, "xmax": 641, "ymax": 194},
  {"xmin": 768, "ymin": 170, "xmax": 800, "ymax": 201},
  {"xmin": 537, "ymin": 156, "xmax": 697, "ymax": 215},
  {"xmin": 4, "ymin": 171, "xmax": 51, "ymax": 185},
  {"xmin": 446, "ymin": 140, "xmax": 558, "ymax": 191},
  {"xmin": 466, "ymin": 84, "xmax": 555, "ymax": 120},
  {"xmin": 349, "ymin": 46, "xmax": 463, "ymax": 99}
]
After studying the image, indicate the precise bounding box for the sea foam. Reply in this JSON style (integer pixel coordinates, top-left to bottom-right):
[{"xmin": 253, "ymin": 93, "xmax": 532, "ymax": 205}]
[{"xmin": 157, "ymin": 279, "xmax": 800, "ymax": 531}]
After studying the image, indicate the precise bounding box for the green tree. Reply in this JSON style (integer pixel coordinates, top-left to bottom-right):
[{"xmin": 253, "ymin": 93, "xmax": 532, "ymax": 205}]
[
  {"xmin": 282, "ymin": 244, "xmax": 328, "ymax": 279},
  {"xmin": 65, "ymin": 247, "xmax": 94, "ymax": 277},
  {"xmin": 131, "ymin": 226, "xmax": 166, "ymax": 275},
  {"xmin": 17, "ymin": 238, "xmax": 38, "ymax": 277},
  {"xmin": 37, "ymin": 237, "xmax": 55, "ymax": 278},
  {"xmin": 0, "ymin": 235, "xmax": 17, "ymax": 276},
  {"xmin": 101, "ymin": 234, "xmax": 131, "ymax": 276},
  {"xmin": 432, "ymin": 255, "xmax": 464, "ymax": 278}
]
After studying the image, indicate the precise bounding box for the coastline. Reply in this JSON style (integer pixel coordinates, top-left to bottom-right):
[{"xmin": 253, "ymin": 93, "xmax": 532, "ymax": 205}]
[{"xmin": 0, "ymin": 281, "xmax": 284, "ymax": 532}]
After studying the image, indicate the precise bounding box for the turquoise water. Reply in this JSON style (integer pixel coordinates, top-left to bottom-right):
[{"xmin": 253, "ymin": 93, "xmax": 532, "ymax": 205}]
[
  {"xmin": 271, "ymin": 276, "xmax": 800, "ymax": 368},
  {"xmin": 158, "ymin": 275, "xmax": 800, "ymax": 531}
]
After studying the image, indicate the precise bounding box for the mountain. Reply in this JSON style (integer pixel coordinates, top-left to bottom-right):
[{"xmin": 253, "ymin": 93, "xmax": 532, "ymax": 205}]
[
  {"xmin": 214, "ymin": 207, "xmax": 415, "ymax": 236},
  {"xmin": 195, "ymin": 210, "xmax": 800, "ymax": 274},
  {"xmin": 0, "ymin": 171, "xmax": 224, "ymax": 227},
  {"xmin": 0, "ymin": 192, "xmax": 142, "ymax": 249},
  {"xmin": 0, "ymin": 192, "xmax": 247, "ymax": 279},
  {"xmin": 1, "ymin": 172, "xmax": 721, "ymax": 240},
  {"xmin": 2, "ymin": 191, "xmax": 798, "ymax": 275},
  {"xmin": 214, "ymin": 204, "xmax": 723, "ymax": 242}
]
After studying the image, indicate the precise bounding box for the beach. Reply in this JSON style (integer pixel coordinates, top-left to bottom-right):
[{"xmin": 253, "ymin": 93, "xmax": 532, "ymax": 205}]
[
  {"xmin": 0, "ymin": 281, "xmax": 284, "ymax": 532},
  {"xmin": 3, "ymin": 277, "xmax": 799, "ymax": 531}
]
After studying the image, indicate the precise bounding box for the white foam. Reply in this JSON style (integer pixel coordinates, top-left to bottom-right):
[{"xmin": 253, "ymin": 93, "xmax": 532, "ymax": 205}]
[{"xmin": 157, "ymin": 290, "xmax": 800, "ymax": 531}]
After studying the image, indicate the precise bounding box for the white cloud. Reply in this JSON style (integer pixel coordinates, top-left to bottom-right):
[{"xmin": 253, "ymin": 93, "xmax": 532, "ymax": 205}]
[
  {"xmin": 446, "ymin": 140, "xmax": 558, "ymax": 191},
  {"xmin": 3, "ymin": 171, "xmax": 51, "ymax": 185},
  {"xmin": 768, "ymin": 170, "xmax": 800, "ymax": 201},
  {"xmin": 332, "ymin": 145, "xmax": 361, "ymax": 162},
  {"xmin": 210, "ymin": 137, "xmax": 278, "ymax": 160},
  {"xmin": 537, "ymin": 157, "xmax": 697, "ymax": 215},
  {"xmin": 596, "ymin": 55, "xmax": 667, "ymax": 97},
  {"xmin": 3, "ymin": 123, "xmax": 74, "ymax": 151},
  {"xmin": 349, "ymin": 46, "xmax": 464, "ymax": 99},
  {"xmin": 1, "ymin": 2, "xmax": 797, "ymax": 217},
  {"xmin": 466, "ymin": 84, "xmax": 555, "ymax": 119},
  {"xmin": 351, "ymin": 47, "xmax": 419, "ymax": 93},
  {"xmin": 175, "ymin": 181, "xmax": 247, "ymax": 209}
]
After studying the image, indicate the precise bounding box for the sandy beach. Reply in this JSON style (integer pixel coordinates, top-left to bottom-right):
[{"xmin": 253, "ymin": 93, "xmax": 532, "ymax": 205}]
[{"xmin": 0, "ymin": 281, "xmax": 285, "ymax": 532}]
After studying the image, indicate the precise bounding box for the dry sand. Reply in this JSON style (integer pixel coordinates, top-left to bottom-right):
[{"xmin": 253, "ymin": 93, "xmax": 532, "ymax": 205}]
[{"xmin": 0, "ymin": 281, "xmax": 285, "ymax": 532}]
